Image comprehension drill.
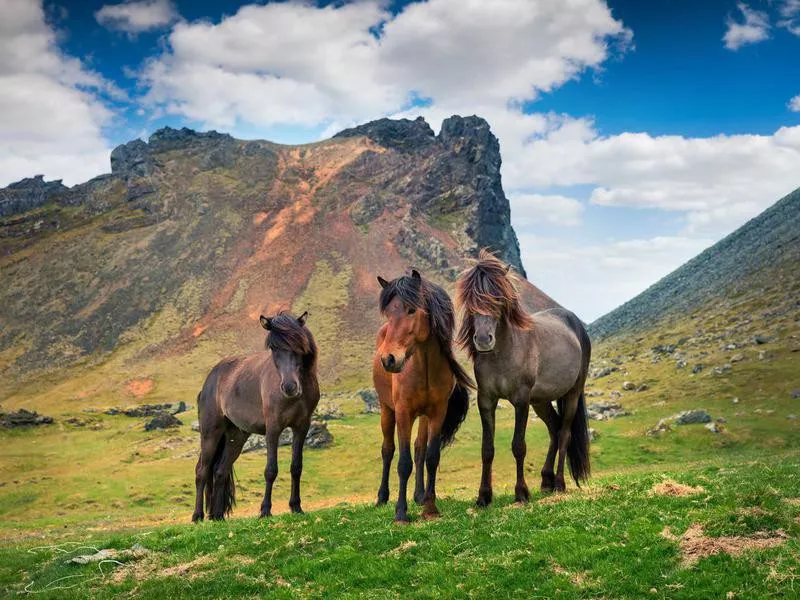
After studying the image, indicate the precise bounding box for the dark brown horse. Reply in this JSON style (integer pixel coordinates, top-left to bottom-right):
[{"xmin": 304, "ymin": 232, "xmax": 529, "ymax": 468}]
[
  {"xmin": 374, "ymin": 269, "xmax": 474, "ymax": 522},
  {"xmin": 192, "ymin": 311, "xmax": 320, "ymax": 521},
  {"xmin": 456, "ymin": 250, "xmax": 591, "ymax": 505}
]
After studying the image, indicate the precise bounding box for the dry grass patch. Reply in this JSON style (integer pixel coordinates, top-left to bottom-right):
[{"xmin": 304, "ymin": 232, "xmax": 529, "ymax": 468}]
[
  {"xmin": 662, "ymin": 523, "xmax": 788, "ymax": 567},
  {"xmin": 649, "ymin": 478, "xmax": 705, "ymax": 497}
]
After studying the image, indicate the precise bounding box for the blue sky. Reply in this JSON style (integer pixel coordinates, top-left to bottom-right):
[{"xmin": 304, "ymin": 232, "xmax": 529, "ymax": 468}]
[{"xmin": 2, "ymin": 0, "xmax": 799, "ymax": 320}]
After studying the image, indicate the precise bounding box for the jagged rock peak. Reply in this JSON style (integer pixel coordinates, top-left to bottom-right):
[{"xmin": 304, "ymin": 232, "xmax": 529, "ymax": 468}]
[
  {"xmin": 0, "ymin": 175, "xmax": 69, "ymax": 217},
  {"xmin": 148, "ymin": 126, "xmax": 234, "ymax": 151},
  {"xmin": 333, "ymin": 116, "xmax": 436, "ymax": 151}
]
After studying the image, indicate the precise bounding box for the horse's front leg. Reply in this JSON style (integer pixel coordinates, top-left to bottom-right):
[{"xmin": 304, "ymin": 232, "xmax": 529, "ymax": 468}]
[
  {"xmin": 511, "ymin": 389, "xmax": 532, "ymax": 503},
  {"xmin": 422, "ymin": 407, "xmax": 445, "ymax": 519},
  {"xmin": 376, "ymin": 407, "xmax": 395, "ymax": 506},
  {"xmin": 476, "ymin": 392, "xmax": 498, "ymax": 507},
  {"xmin": 289, "ymin": 422, "xmax": 309, "ymax": 514},
  {"xmin": 394, "ymin": 409, "xmax": 413, "ymax": 523},
  {"xmin": 413, "ymin": 416, "xmax": 428, "ymax": 505},
  {"xmin": 259, "ymin": 427, "xmax": 281, "ymax": 518}
]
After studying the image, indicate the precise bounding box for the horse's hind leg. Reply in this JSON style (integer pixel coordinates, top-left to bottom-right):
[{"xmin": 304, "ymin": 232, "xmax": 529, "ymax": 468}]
[
  {"xmin": 193, "ymin": 420, "xmax": 224, "ymax": 522},
  {"xmin": 511, "ymin": 389, "xmax": 531, "ymax": 503},
  {"xmin": 422, "ymin": 406, "xmax": 446, "ymax": 519},
  {"xmin": 532, "ymin": 399, "xmax": 560, "ymax": 493},
  {"xmin": 413, "ymin": 417, "xmax": 428, "ymax": 505},
  {"xmin": 554, "ymin": 391, "xmax": 579, "ymax": 493},
  {"xmin": 210, "ymin": 425, "xmax": 249, "ymax": 520}
]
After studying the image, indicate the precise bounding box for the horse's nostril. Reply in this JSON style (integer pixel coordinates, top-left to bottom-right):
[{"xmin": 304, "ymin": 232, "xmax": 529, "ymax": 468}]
[{"xmin": 386, "ymin": 354, "xmax": 396, "ymax": 367}]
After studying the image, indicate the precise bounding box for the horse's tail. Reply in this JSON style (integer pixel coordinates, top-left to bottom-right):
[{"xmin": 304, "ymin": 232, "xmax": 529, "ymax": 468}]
[
  {"xmin": 206, "ymin": 434, "xmax": 236, "ymax": 518},
  {"xmin": 441, "ymin": 382, "xmax": 470, "ymax": 448},
  {"xmin": 560, "ymin": 391, "xmax": 591, "ymax": 486}
]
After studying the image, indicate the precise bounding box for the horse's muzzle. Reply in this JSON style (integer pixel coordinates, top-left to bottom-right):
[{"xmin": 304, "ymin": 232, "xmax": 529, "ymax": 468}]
[
  {"xmin": 381, "ymin": 353, "xmax": 405, "ymax": 373},
  {"xmin": 473, "ymin": 334, "xmax": 495, "ymax": 353},
  {"xmin": 281, "ymin": 381, "xmax": 302, "ymax": 398}
]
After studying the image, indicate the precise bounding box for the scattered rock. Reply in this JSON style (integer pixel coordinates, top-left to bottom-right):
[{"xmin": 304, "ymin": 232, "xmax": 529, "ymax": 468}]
[
  {"xmin": 588, "ymin": 428, "xmax": 598, "ymax": 443},
  {"xmin": 1, "ymin": 408, "xmax": 54, "ymax": 428},
  {"xmin": 732, "ymin": 397, "xmax": 740, "ymax": 404},
  {"xmin": 609, "ymin": 390, "xmax": 622, "ymax": 400},
  {"xmin": 725, "ymin": 343, "xmax": 737, "ymax": 351},
  {"xmin": 171, "ymin": 401, "xmax": 187, "ymax": 415},
  {"xmin": 144, "ymin": 412, "xmax": 182, "ymax": 431},
  {"xmin": 705, "ymin": 422, "xmax": 721, "ymax": 433},
  {"xmin": 787, "ymin": 414, "xmax": 798, "ymax": 421},
  {"xmin": 692, "ymin": 364, "xmax": 704, "ymax": 374},
  {"xmin": 585, "ymin": 390, "xmax": 604, "ymax": 398},
  {"xmin": 676, "ymin": 360, "xmax": 688, "ymax": 369},
  {"xmin": 358, "ymin": 389, "xmax": 380, "ymax": 414},
  {"xmin": 712, "ymin": 364, "xmax": 732, "ymax": 375},
  {"xmin": 651, "ymin": 344, "xmax": 677, "ymax": 355},
  {"xmin": 674, "ymin": 410, "xmax": 712, "ymax": 425},
  {"xmin": 636, "ymin": 384, "xmax": 649, "ymax": 392},
  {"xmin": 591, "ymin": 366, "xmax": 618, "ymax": 379},
  {"xmin": 314, "ymin": 401, "xmax": 344, "ymax": 421},
  {"xmin": 758, "ymin": 350, "xmax": 771, "ymax": 360},
  {"xmin": 730, "ymin": 353, "xmax": 745, "ymax": 363},
  {"xmin": 587, "ymin": 402, "xmax": 630, "ymax": 421},
  {"xmin": 106, "ymin": 403, "xmax": 184, "ymax": 417},
  {"xmin": 716, "ymin": 417, "xmax": 728, "ymax": 424},
  {"xmin": 646, "ymin": 419, "xmax": 672, "ymax": 436},
  {"xmin": 622, "ymin": 381, "xmax": 636, "ymax": 391},
  {"xmin": 242, "ymin": 422, "xmax": 334, "ymax": 453},
  {"xmin": 191, "ymin": 420, "xmax": 200, "ymax": 432},
  {"xmin": 792, "ymin": 390, "xmax": 800, "ymax": 400},
  {"xmin": 754, "ymin": 335, "xmax": 771, "ymax": 345}
]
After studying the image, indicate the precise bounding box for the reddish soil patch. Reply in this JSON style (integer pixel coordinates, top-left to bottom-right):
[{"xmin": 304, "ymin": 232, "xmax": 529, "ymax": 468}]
[
  {"xmin": 662, "ymin": 524, "xmax": 788, "ymax": 566},
  {"xmin": 192, "ymin": 324, "xmax": 206, "ymax": 338},
  {"xmin": 125, "ymin": 378, "xmax": 154, "ymax": 398},
  {"xmin": 649, "ymin": 478, "xmax": 705, "ymax": 497}
]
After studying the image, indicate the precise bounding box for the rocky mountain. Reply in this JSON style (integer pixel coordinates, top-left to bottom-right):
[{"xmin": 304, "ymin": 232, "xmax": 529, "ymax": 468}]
[
  {"xmin": 589, "ymin": 187, "xmax": 800, "ymax": 340},
  {"xmin": 0, "ymin": 115, "xmax": 556, "ymax": 397}
]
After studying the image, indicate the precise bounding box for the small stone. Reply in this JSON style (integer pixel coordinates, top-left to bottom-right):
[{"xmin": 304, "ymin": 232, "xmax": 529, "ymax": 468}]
[
  {"xmin": 622, "ymin": 381, "xmax": 636, "ymax": 391},
  {"xmin": 792, "ymin": 390, "xmax": 800, "ymax": 400},
  {"xmin": 191, "ymin": 420, "xmax": 200, "ymax": 432},
  {"xmin": 610, "ymin": 390, "xmax": 622, "ymax": 400},
  {"xmin": 144, "ymin": 412, "xmax": 182, "ymax": 431},
  {"xmin": 712, "ymin": 364, "xmax": 732, "ymax": 375},
  {"xmin": 692, "ymin": 364, "xmax": 704, "ymax": 374},
  {"xmin": 588, "ymin": 428, "xmax": 598, "ymax": 442},
  {"xmin": 646, "ymin": 418, "xmax": 672, "ymax": 436},
  {"xmin": 705, "ymin": 422, "xmax": 721, "ymax": 433},
  {"xmin": 730, "ymin": 353, "xmax": 745, "ymax": 363},
  {"xmin": 170, "ymin": 401, "xmax": 187, "ymax": 415},
  {"xmin": 716, "ymin": 417, "xmax": 727, "ymax": 424},
  {"xmin": 674, "ymin": 409, "xmax": 712, "ymax": 425},
  {"xmin": 676, "ymin": 359, "xmax": 687, "ymax": 369},
  {"xmin": 725, "ymin": 343, "xmax": 737, "ymax": 351},
  {"xmin": 636, "ymin": 384, "xmax": 649, "ymax": 392},
  {"xmin": 731, "ymin": 397, "xmax": 740, "ymax": 404},
  {"xmin": 754, "ymin": 335, "xmax": 770, "ymax": 345},
  {"xmin": 788, "ymin": 414, "xmax": 798, "ymax": 421}
]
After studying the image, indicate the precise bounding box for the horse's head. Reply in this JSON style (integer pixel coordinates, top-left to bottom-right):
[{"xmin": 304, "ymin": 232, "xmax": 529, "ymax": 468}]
[
  {"xmin": 456, "ymin": 249, "xmax": 532, "ymax": 355},
  {"xmin": 376, "ymin": 269, "xmax": 430, "ymax": 373},
  {"xmin": 260, "ymin": 311, "xmax": 314, "ymax": 399}
]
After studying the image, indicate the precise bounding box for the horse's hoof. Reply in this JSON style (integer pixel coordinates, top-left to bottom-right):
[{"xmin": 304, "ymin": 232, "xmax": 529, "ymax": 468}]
[
  {"xmin": 191, "ymin": 513, "xmax": 204, "ymax": 523},
  {"xmin": 375, "ymin": 499, "xmax": 387, "ymax": 507},
  {"xmin": 209, "ymin": 515, "xmax": 225, "ymax": 521},
  {"xmin": 422, "ymin": 507, "xmax": 441, "ymax": 520},
  {"xmin": 290, "ymin": 507, "xmax": 304, "ymax": 515},
  {"xmin": 553, "ymin": 478, "xmax": 567, "ymax": 493},
  {"xmin": 259, "ymin": 510, "xmax": 272, "ymax": 518},
  {"xmin": 476, "ymin": 490, "xmax": 492, "ymax": 508},
  {"xmin": 413, "ymin": 493, "xmax": 425, "ymax": 505},
  {"xmin": 393, "ymin": 517, "xmax": 412, "ymax": 525},
  {"xmin": 515, "ymin": 486, "xmax": 531, "ymax": 504}
]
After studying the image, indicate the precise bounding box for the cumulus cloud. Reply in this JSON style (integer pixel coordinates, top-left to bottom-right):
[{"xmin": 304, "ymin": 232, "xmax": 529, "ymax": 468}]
[
  {"xmin": 509, "ymin": 193, "xmax": 584, "ymax": 227},
  {"xmin": 519, "ymin": 234, "xmax": 713, "ymax": 321},
  {"xmin": 723, "ymin": 2, "xmax": 770, "ymax": 50},
  {"xmin": 0, "ymin": 0, "xmax": 117, "ymax": 186},
  {"xmin": 95, "ymin": 0, "xmax": 179, "ymax": 34},
  {"xmin": 789, "ymin": 94, "xmax": 800, "ymax": 112}
]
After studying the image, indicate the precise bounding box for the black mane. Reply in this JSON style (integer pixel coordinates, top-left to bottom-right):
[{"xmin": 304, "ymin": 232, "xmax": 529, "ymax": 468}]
[{"xmin": 266, "ymin": 312, "xmax": 317, "ymax": 368}]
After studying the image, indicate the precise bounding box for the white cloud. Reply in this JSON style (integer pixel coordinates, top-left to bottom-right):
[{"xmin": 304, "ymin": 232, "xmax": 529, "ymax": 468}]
[
  {"xmin": 790, "ymin": 94, "xmax": 800, "ymax": 112},
  {"xmin": 509, "ymin": 193, "xmax": 584, "ymax": 227},
  {"xmin": 723, "ymin": 2, "xmax": 770, "ymax": 50},
  {"xmin": 0, "ymin": 0, "xmax": 117, "ymax": 187},
  {"xmin": 140, "ymin": 0, "xmax": 629, "ymax": 129},
  {"xmin": 95, "ymin": 0, "xmax": 179, "ymax": 34},
  {"xmin": 778, "ymin": 0, "xmax": 800, "ymax": 35},
  {"xmin": 519, "ymin": 234, "xmax": 713, "ymax": 322}
]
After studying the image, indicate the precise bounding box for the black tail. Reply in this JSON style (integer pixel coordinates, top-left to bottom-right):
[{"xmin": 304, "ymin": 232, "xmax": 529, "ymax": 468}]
[
  {"xmin": 206, "ymin": 435, "xmax": 236, "ymax": 518},
  {"xmin": 560, "ymin": 392, "xmax": 591, "ymax": 486},
  {"xmin": 441, "ymin": 383, "xmax": 470, "ymax": 448}
]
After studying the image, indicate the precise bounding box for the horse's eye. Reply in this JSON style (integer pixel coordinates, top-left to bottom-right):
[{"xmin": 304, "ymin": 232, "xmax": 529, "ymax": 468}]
[{"xmin": 407, "ymin": 307, "xmax": 416, "ymax": 315}]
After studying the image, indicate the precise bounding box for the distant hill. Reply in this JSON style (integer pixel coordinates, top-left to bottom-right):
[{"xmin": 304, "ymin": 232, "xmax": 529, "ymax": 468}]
[
  {"xmin": 0, "ymin": 116, "xmax": 557, "ymax": 397},
  {"xmin": 589, "ymin": 187, "xmax": 800, "ymax": 340}
]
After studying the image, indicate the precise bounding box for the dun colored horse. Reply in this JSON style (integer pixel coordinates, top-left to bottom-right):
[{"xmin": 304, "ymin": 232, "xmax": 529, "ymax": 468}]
[
  {"xmin": 374, "ymin": 269, "xmax": 474, "ymax": 522},
  {"xmin": 456, "ymin": 250, "xmax": 591, "ymax": 505},
  {"xmin": 192, "ymin": 311, "xmax": 320, "ymax": 521}
]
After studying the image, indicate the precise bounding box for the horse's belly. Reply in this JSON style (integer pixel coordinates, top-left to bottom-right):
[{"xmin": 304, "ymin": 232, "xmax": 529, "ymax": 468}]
[
  {"xmin": 531, "ymin": 362, "xmax": 581, "ymax": 402},
  {"xmin": 222, "ymin": 396, "xmax": 265, "ymax": 434}
]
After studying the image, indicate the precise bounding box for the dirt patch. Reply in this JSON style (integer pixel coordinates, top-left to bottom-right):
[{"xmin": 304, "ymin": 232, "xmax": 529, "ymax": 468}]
[
  {"xmin": 125, "ymin": 378, "xmax": 154, "ymax": 398},
  {"xmin": 784, "ymin": 498, "xmax": 800, "ymax": 506},
  {"xmin": 662, "ymin": 523, "xmax": 788, "ymax": 566},
  {"xmin": 649, "ymin": 478, "xmax": 705, "ymax": 497},
  {"xmin": 384, "ymin": 540, "xmax": 417, "ymax": 557},
  {"xmin": 160, "ymin": 554, "xmax": 216, "ymax": 579}
]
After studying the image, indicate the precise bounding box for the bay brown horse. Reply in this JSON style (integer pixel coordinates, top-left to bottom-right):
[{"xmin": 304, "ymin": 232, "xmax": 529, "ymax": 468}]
[
  {"xmin": 192, "ymin": 311, "xmax": 320, "ymax": 521},
  {"xmin": 456, "ymin": 250, "xmax": 591, "ymax": 506},
  {"xmin": 374, "ymin": 269, "xmax": 474, "ymax": 522}
]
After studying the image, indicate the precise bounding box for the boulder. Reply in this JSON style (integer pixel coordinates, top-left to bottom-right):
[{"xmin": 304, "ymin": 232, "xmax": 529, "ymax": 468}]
[
  {"xmin": 674, "ymin": 410, "xmax": 712, "ymax": 425},
  {"xmin": 358, "ymin": 389, "xmax": 380, "ymax": 414},
  {"xmin": 587, "ymin": 402, "xmax": 630, "ymax": 421},
  {"xmin": 622, "ymin": 381, "xmax": 636, "ymax": 391},
  {"xmin": 314, "ymin": 401, "xmax": 344, "ymax": 421},
  {"xmin": 713, "ymin": 364, "xmax": 732, "ymax": 375},
  {"xmin": 591, "ymin": 366, "xmax": 618, "ymax": 379},
  {"xmin": 242, "ymin": 422, "xmax": 334, "ymax": 453},
  {"xmin": 1, "ymin": 408, "xmax": 54, "ymax": 428},
  {"xmin": 730, "ymin": 353, "xmax": 745, "ymax": 363},
  {"xmin": 144, "ymin": 412, "xmax": 182, "ymax": 431},
  {"xmin": 646, "ymin": 419, "xmax": 672, "ymax": 436}
]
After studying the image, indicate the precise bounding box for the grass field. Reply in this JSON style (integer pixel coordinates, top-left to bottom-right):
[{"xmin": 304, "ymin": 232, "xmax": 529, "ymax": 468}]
[{"xmin": 1, "ymin": 277, "xmax": 799, "ymax": 597}]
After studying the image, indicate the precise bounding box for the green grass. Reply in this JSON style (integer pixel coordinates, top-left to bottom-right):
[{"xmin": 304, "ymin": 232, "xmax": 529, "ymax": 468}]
[{"xmin": 1, "ymin": 458, "xmax": 798, "ymax": 598}]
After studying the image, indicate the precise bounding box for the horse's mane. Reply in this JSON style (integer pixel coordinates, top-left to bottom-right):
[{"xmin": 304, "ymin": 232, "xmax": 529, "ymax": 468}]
[
  {"xmin": 266, "ymin": 312, "xmax": 317, "ymax": 370},
  {"xmin": 380, "ymin": 273, "xmax": 475, "ymax": 390},
  {"xmin": 456, "ymin": 249, "xmax": 533, "ymax": 359}
]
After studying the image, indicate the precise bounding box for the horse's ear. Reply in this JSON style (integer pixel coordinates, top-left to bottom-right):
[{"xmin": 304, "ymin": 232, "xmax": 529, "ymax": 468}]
[
  {"xmin": 260, "ymin": 315, "xmax": 272, "ymax": 330},
  {"xmin": 297, "ymin": 311, "xmax": 308, "ymax": 326},
  {"xmin": 411, "ymin": 269, "xmax": 421, "ymax": 281},
  {"xmin": 505, "ymin": 263, "xmax": 512, "ymax": 274},
  {"xmin": 377, "ymin": 276, "xmax": 389, "ymax": 289}
]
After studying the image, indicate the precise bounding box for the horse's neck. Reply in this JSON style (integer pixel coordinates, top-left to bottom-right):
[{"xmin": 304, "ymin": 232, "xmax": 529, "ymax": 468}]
[{"xmin": 496, "ymin": 315, "xmax": 532, "ymax": 359}]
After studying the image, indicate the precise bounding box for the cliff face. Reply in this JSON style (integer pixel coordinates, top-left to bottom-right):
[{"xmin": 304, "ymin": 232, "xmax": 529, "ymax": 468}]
[{"xmin": 0, "ymin": 116, "xmax": 551, "ymax": 395}]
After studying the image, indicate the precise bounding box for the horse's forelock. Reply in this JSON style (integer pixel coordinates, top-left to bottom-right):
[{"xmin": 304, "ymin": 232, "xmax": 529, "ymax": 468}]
[
  {"xmin": 266, "ymin": 313, "xmax": 314, "ymax": 356},
  {"xmin": 379, "ymin": 275, "xmax": 424, "ymax": 314}
]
